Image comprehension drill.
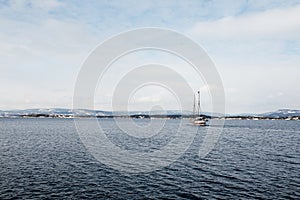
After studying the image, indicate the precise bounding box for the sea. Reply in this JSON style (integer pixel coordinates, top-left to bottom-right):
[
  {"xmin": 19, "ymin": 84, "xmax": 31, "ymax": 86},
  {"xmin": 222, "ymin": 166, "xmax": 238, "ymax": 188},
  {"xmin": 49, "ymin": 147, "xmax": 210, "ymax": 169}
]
[{"xmin": 0, "ymin": 118, "xmax": 299, "ymax": 199}]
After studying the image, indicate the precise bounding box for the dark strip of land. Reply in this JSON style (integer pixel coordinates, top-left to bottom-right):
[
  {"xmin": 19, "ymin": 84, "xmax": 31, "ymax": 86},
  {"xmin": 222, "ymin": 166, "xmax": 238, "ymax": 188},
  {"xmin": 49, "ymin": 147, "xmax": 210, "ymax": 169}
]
[{"xmin": 3, "ymin": 114, "xmax": 299, "ymax": 120}]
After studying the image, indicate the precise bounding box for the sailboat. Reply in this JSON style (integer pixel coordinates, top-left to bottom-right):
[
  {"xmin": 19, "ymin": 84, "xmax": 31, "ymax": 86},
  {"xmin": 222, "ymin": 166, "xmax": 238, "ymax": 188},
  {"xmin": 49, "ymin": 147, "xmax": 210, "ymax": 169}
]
[{"xmin": 192, "ymin": 91, "xmax": 208, "ymax": 126}]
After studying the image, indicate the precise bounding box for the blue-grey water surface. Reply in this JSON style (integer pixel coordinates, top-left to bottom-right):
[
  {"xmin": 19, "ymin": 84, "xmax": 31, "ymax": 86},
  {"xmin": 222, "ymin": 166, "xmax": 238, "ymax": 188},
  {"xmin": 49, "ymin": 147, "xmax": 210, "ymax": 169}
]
[{"xmin": 0, "ymin": 118, "xmax": 299, "ymax": 199}]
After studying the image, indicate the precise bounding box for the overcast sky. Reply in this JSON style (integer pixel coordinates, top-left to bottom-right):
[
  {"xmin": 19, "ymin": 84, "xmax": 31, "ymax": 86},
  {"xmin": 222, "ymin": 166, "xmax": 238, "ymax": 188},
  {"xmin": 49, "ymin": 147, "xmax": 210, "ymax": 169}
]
[{"xmin": 0, "ymin": 0, "xmax": 300, "ymax": 114}]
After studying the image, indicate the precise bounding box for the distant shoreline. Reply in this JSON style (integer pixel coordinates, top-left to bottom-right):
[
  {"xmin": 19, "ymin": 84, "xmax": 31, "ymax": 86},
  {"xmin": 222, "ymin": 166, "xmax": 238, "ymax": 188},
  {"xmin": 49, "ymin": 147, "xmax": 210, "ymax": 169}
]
[
  {"xmin": 1, "ymin": 114, "xmax": 299, "ymax": 120},
  {"xmin": 1, "ymin": 108, "xmax": 300, "ymax": 120}
]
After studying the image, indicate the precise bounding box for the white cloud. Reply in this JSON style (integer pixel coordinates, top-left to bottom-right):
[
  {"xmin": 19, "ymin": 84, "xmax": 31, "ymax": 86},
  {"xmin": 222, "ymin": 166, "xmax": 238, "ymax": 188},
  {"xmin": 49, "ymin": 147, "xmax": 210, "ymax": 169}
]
[
  {"xmin": 186, "ymin": 4, "xmax": 300, "ymax": 114},
  {"xmin": 189, "ymin": 5, "xmax": 300, "ymax": 39},
  {"xmin": 0, "ymin": 16, "xmax": 99, "ymax": 109},
  {"xmin": 1, "ymin": 1, "xmax": 299, "ymax": 113}
]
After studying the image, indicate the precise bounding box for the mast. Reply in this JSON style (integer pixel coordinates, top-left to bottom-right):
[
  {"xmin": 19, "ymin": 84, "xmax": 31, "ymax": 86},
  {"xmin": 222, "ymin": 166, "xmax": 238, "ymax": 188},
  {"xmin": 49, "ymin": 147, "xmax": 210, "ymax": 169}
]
[
  {"xmin": 193, "ymin": 94, "xmax": 196, "ymax": 118},
  {"xmin": 197, "ymin": 91, "xmax": 201, "ymax": 117}
]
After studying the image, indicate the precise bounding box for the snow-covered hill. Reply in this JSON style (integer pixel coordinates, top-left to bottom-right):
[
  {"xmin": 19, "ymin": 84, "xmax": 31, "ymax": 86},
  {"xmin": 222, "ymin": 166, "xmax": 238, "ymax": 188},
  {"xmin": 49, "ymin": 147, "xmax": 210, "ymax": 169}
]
[
  {"xmin": 0, "ymin": 108, "xmax": 112, "ymax": 117},
  {"xmin": 260, "ymin": 109, "xmax": 300, "ymax": 118}
]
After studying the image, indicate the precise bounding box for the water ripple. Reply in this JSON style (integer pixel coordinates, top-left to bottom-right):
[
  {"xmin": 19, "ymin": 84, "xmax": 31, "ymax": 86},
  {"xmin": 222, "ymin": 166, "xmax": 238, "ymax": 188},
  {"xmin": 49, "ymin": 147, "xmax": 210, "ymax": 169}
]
[{"xmin": 0, "ymin": 118, "xmax": 299, "ymax": 199}]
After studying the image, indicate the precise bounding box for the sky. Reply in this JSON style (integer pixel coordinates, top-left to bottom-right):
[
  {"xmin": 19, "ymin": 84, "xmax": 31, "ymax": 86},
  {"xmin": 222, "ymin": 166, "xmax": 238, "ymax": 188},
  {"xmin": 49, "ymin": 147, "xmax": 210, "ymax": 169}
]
[{"xmin": 0, "ymin": 0, "xmax": 300, "ymax": 114}]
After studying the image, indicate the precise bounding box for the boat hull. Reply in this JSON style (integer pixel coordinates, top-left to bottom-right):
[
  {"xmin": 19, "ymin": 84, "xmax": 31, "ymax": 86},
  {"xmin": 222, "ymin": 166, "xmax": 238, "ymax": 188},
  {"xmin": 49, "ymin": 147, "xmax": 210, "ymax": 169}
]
[{"xmin": 192, "ymin": 119, "xmax": 207, "ymax": 126}]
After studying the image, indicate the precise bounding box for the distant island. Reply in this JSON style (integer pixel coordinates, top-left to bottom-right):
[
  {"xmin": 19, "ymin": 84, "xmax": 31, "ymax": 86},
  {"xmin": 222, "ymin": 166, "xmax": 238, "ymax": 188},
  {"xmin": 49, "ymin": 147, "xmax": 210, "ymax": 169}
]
[{"xmin": 0, "ymin": 108, "xmax": 299, "ymax": 120}]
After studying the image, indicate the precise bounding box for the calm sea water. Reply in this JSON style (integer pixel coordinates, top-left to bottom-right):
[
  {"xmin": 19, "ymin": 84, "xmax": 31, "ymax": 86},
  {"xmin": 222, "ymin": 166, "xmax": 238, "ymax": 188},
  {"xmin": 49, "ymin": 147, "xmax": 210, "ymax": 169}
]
[{"xmin": 0, "ymin": 118, "xmax": 299, "ymax": 199}]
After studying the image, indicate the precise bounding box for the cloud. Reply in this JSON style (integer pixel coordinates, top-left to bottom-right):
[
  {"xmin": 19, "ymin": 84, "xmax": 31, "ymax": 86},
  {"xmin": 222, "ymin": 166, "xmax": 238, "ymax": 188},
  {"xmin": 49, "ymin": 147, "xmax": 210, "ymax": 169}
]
[
  {"xmin": 0, "ymin": 1, "xmax": 299, "ymax": 113},
  {"xmin": 189, "ymin": 5, "xmax": 300, "ymax": 39},
  {"xmin": 186, "ymin": 4, "xmax": 300, "ymax": 113},
  {"xmin": 0, "ymin": 15, "xmax": 99, "ymax": 109}
]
